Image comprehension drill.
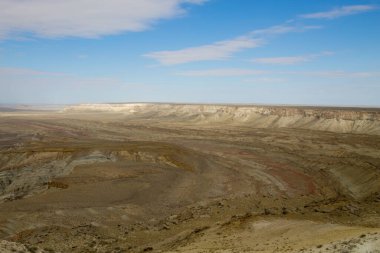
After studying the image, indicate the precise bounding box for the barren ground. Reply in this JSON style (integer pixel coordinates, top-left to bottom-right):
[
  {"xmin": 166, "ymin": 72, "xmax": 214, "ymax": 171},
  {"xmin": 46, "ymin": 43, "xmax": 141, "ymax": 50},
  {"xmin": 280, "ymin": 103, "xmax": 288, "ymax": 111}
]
[{"xmin": 0, "ymin": 104, "xmax": 380, "ymax": 252}]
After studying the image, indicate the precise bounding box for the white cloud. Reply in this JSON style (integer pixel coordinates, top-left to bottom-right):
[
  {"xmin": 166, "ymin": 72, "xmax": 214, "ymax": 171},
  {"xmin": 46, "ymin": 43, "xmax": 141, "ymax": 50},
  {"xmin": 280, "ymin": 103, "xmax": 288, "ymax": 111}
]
[
  {"xmin": 280, "ymin": 70, "xmax": 380, "ymax": 78},
  {"xmin": 176, "ymin": 68, "xmax": 380, "ymax": 78},
  {"xmin": 300, "ymin": 5, "xmax": 377, "ymax": 19},
  {"xmin": 177, "ymin": 68, "xmax": 266, "ymax": 77},
  {"xmin": 249, "ymin": 24, "xmax": 321, "ymax": 36},
  {"xmin": 252, "ymin": 56, "xmax": 310, "ymax": 65},
  {"xmin": 0, "ymin": 67, "xmax": 65, "ymax": 77},
  {"xmin": 0, "ymin": 0, "xmax": 206, "ymax": 39},
  {"xmin": 77, "ymin": 54, "xmax": 89, "ymax": 60},
  {"xmin": 0, "ymin": 67, "xmax": 123, "ymax": 86},
  {"xmin": 249, "ymin": 25, "xmax": 296, "ymax": 36},
  {"xmin": 251, "ymin": 51, "xmax": 333, "ymax": 65},
  {"xmin": 0, "ymin": 67, "xmax": 131, "ymax": 103},
  {"xmin": 145, "ymin": 37, "xmax": 262, "ymax": 65},
  {"xmin": 183, "ymin": 0, "xmax": 207, "ymax": 3},
  {"xmin": 243, "ymin": 77, "xmax": 286, "ymax": 84},
  {"xmin": 144, "ymin": 23, "xmax": 319, "ymax": 65}
]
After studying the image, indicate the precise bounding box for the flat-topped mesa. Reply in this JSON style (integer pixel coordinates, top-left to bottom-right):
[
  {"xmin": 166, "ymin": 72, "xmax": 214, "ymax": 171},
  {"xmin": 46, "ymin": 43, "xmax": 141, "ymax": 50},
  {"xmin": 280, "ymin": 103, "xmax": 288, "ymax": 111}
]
[
  {"xmin": 62, "ymin": 103, "xmax": 380, "ymax": 119},
  {"xmin": 63, "ymin": 103, "xmax": 380, "ymax": 134}
]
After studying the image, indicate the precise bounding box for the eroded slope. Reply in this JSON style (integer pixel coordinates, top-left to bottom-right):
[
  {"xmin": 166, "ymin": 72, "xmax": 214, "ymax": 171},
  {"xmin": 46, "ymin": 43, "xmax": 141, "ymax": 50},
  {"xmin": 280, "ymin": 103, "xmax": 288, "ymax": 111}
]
[{"xmin": 0, "ymin": 105, "xmax": 380, "ymax": 252}]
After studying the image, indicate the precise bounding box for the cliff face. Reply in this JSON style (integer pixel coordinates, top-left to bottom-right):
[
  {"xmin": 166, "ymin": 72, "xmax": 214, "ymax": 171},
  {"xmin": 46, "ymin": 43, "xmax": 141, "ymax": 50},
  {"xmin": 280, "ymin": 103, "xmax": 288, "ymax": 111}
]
[
  {"xmin": 2, "ymin": 104, "xmax": 380, "ymax": 252},
  {"xmin": 63, "ymin": 103, "xmax": 380, "ymax": 135}
]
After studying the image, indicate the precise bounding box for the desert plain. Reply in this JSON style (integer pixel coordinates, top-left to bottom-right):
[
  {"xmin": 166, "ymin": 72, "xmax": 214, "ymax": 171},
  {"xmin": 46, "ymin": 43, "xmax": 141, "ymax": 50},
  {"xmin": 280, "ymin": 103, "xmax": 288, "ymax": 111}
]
[{"xmin": 1, "ymin": 103, "xmax": 380, "ymax": 252}]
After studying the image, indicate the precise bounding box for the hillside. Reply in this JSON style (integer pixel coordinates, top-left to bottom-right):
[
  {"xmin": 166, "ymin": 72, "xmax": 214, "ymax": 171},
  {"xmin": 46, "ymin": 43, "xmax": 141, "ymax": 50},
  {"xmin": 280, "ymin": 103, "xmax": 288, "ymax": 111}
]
[
  {"xmin": 0, "ymin": 104, "xmax": 379, "ymax": 252},
  {"xmin": 64, "ymin": 103, "xmax": 380, "ymax": 135}
]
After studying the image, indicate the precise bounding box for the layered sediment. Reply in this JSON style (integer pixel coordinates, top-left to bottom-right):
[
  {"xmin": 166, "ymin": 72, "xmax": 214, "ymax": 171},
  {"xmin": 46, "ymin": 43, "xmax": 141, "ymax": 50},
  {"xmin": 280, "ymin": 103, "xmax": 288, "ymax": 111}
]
[
  {"xmin": 64, "ymin": 103, "xmax": 380, "ymax": 134},
  {"xmin": 0, "ymin": 104, "xmax": 379, "ymax": 252}
]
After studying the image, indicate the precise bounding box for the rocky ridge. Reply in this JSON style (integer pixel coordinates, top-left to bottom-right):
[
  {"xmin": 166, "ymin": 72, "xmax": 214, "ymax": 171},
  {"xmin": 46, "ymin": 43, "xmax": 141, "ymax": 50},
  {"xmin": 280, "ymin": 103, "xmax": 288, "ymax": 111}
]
[{"xmin": 63, "ymin": 103, "xmax": 380, "ymax": 134}]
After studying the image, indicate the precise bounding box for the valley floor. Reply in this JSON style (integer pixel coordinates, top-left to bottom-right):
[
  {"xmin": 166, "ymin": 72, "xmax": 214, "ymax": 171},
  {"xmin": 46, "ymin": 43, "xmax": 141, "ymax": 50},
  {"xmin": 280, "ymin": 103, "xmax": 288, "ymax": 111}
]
[{"xmin": 0, "ymin": 108, "xmax": 379, "ymax": 252}]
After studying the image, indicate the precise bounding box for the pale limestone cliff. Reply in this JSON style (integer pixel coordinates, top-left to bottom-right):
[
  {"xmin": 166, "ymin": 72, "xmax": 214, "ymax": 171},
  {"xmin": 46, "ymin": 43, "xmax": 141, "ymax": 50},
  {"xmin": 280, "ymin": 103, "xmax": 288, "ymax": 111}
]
[{"xmin": 63, "ymin": 103, "xmax": 380, "ymax": 135}]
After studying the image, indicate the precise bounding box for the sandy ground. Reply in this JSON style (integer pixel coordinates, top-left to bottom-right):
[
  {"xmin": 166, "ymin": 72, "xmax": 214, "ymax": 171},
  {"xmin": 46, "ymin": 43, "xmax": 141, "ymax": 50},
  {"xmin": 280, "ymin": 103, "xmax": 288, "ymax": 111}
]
[{"xmin": 0, "ymin": 105, "xmax": 380, "ymax": 252}]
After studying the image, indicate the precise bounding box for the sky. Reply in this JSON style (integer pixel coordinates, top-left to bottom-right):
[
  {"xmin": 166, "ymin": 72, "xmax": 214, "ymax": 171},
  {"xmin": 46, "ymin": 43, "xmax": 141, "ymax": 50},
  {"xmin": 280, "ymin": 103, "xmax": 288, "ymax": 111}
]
[{"xmin": 0, "ymin": 0, "xmax": 379, "ymax": 106}]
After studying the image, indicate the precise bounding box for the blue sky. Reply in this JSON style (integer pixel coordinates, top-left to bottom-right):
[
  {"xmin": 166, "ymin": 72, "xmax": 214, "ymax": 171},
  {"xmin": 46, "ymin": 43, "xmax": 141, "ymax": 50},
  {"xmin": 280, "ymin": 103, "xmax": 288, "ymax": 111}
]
[{"xmin": 0, "ymin": 0, "xmax": 379, "ymax": 106}]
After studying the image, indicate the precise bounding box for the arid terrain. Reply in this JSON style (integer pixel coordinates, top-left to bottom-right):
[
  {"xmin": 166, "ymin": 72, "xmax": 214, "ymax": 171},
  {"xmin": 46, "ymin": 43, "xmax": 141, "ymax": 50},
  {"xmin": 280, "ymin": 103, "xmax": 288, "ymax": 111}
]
[{"xmin": 1, "ymin": 103, "xmax": 380, "ymax": 253}]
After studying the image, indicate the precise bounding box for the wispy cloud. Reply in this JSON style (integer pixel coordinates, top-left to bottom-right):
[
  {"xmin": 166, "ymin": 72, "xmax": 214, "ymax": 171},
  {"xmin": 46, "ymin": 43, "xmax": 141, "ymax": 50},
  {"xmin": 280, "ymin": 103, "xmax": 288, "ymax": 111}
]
[
  {"xmin": 144, "ymin": 4, "xmax": 373, "ymax": 66},
  {"xmin": 145, "ymin": 3, "xmax": 373, "ymax": 66},
  {"xmin": 77, "ymin": 54, "xmax": 89, "ymax": 60},
  {"xmin": 300, "ymin": 5, "xmax": 377, "ymax": 19},
  {"xmin": 145, "ymin": 37, "xmax": 262, "ymax": 65},
  {"xmin": 177, "ymin": 68, "xmax": 380, "ymax": 78},
  {"xmin": 0, "ymin": 67, "xmax": 66, "ymax": 77},
  {"xmin": 243, "ymin": 77, "xmax": 287, "ymax": 84},
  {"xmin": 251, "ymin": 51, "xmax": 333, "ymax": 65},
  {"xmin": 177, "ymin": 68, "xmax": 266, "ymax": 77},
  {"xmin": 0, "ymin": 67, "xmax": 124, "ymax": 86},
  {"xmin": 249, "ymin": 24, "xmax": 321, "ymax": 36},
  {"xmin": 282, "ymin": 70, "xmax": 380, "ymax": 78},
  {"xmin": 145, "ymin": 24, "xmax": 318, "ymax": 65},
  {"xmin": 0, "ymin": 67, "xmax": 132, "ymax": 103},
  {"xmin": 0, "ymin": 0, "xmax": 206, "ymax": 39},
  {"xmin": 253, "ymin": 56, "xmax": 310, "ymax": 65}
]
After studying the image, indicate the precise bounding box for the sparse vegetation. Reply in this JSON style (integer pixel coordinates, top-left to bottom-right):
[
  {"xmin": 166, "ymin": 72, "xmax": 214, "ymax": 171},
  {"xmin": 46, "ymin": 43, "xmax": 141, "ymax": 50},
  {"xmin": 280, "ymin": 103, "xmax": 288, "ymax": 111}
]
[{"xmin": 1, "ymin": 105, "xmax": 380, "ymax": 252}]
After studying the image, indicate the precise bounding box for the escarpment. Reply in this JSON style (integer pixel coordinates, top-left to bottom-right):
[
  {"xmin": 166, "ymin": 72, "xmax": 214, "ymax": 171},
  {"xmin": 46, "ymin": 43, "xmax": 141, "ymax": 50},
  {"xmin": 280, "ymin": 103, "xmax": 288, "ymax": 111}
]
[
  {"xmin": 1, "ymin": 104, "xmax": 380, "ymax": 252},
  {"xmin": 63, "ymin": 103, "xmax": 380, "ymax": 135}
]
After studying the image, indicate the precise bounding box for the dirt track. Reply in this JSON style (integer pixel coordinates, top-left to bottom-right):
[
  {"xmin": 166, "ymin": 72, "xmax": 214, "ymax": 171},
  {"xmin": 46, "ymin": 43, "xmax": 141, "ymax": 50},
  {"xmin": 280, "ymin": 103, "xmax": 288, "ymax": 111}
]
[{"xmin": 0, "ymin": 104, "xmax": 380, "ymax": 252}]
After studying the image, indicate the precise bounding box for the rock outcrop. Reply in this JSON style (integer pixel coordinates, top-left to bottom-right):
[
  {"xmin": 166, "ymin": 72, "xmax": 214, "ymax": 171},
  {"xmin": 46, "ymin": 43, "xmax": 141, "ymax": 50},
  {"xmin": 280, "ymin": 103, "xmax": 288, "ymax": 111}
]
[{"xmin": 63, "ymin": 103, "xmax": 380, "ymax": 135}]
